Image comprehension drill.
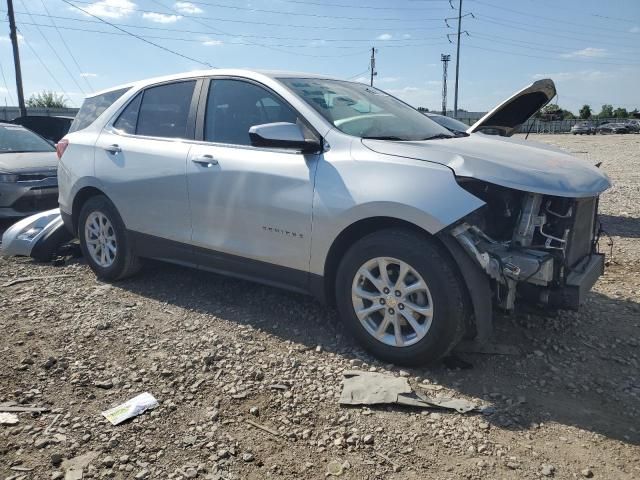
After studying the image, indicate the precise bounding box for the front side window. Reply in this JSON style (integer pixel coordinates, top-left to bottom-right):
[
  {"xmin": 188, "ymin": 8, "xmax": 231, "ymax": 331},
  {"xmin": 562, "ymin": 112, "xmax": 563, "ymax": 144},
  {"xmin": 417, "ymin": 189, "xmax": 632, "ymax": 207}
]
[
  {"xmin": 280, "ymin": 78, "xmax": 452, "ymax": 141},
  {"xmin": 135, "ymin": 81, "xmax": 196, "ymax": 139},
  {"xmin": 69, "ymin": 87, "xmax": 130, "ymax": 133},
  {"xmin": 204, "ymin": 79, "xmax": 298, "ymax": 146}
]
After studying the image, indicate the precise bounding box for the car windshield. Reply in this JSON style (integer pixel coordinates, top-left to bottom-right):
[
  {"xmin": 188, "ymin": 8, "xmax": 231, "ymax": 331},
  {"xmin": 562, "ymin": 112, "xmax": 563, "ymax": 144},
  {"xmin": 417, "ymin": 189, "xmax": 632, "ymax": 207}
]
[
  {"xmin": 427, "ymin": 114, "xmax": 469, "ymax": 134},
  {"xmin": 0, "ymin": 124, "xmax": 55, "ymax": 153},
  {"xmin": 280, "ymin": 78, "xmax": 453, "ymax": 141}
]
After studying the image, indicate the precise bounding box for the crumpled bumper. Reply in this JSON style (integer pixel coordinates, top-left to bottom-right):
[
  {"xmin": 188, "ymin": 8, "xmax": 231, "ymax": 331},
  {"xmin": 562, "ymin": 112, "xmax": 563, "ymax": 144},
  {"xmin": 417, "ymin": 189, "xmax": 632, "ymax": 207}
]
[{"xmin": 0, "ymin": 208, "xmax": 64, "ymax": 257}]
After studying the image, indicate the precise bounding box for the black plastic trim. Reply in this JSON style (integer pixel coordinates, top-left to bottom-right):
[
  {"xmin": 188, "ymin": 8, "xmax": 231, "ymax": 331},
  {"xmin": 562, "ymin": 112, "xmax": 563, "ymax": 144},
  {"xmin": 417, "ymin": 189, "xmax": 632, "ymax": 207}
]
[{"xmin": 128, "ymin": 230, "xmax": 312, "ymax": 296}]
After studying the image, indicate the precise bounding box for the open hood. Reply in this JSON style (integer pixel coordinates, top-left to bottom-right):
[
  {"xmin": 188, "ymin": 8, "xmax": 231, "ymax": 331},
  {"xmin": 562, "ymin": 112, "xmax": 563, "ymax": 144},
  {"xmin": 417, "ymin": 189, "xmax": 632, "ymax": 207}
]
[{"xmin": 467, "ymin": 79, "xmax": 556, "ymax": 137}]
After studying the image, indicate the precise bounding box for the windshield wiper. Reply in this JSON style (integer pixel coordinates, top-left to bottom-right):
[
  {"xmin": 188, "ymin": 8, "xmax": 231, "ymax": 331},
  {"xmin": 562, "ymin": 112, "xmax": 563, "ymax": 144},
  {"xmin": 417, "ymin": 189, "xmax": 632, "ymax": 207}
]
[
  {"xmin": 420, "ymin": 133, "xmax": 455, "ymax": 140},
  {"xmin": 362, "ymin": 135, "xmax": 405, "ymax": 141}
]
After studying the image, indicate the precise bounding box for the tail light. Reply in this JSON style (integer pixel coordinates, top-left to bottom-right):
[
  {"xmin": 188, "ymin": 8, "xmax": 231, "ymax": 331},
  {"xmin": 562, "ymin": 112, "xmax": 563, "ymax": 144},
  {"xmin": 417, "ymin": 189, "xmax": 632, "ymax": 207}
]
[{"xmin": 56, "ymin": 138, "xmax": 69, "ymax": 160}]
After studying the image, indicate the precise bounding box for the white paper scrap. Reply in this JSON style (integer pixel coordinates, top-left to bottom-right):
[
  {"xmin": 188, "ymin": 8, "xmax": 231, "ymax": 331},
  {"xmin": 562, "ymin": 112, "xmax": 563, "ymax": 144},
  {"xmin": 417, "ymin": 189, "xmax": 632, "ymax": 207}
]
[{"xmin": 101, "ymin": 392, "xmax": 158, "ymax": 425}]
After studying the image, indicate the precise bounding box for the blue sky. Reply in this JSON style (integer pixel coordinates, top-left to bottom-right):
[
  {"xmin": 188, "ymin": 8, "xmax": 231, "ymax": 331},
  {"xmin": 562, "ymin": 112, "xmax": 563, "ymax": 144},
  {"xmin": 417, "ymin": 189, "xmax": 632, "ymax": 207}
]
[{"xmin": 1, "ymin": 0, "xmax": 639, "ymax": 112}]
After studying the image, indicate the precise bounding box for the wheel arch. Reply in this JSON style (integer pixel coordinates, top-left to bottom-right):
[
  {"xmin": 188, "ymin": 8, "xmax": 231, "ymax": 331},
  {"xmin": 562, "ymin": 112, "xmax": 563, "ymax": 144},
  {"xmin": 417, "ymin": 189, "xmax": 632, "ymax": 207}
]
[
  {"xmin": 317, "ymin": 216, "xmax": 452, "ymax": 304},
  {"xmin": 314, "ymin": 215, "xmax": 492, "ymax": 343},
  {"xmin": 71, "ymin": 186, "xmax": 109, "ymax": 234}
]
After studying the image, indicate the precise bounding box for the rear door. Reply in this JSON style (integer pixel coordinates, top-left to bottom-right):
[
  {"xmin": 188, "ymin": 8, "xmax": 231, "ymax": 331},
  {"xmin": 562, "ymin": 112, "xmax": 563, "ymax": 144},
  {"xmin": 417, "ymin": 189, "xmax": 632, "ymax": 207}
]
[
  {"xmin": 186, "ymin": 77, "xmax": 319, "ymax": 287},
  {"xmin": 95, "ymin": 80, "xmax": 200, "ymax": 246}
]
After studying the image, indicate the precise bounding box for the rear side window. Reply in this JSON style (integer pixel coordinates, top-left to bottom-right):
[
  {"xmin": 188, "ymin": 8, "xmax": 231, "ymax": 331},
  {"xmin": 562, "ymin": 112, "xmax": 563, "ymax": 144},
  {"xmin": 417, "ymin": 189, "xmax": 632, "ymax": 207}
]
[
  {"xmin": 135, "ymin": 81, "xmax": 196, "ymax": 139},
  {"xmin": 69, "ymin": 87, "xmax": 130, "ymax": 133},
  {"xmin": 114, "ymin": 93, "xmax": 142, "ymax": 134}
]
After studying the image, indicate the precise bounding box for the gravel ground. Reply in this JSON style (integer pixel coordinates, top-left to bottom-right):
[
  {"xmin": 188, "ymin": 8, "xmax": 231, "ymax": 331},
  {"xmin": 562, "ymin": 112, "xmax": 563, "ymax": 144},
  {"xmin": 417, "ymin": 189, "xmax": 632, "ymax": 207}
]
[{"xmin": 1, "ymin": 134, "xmax": 639, "ymax": 480}]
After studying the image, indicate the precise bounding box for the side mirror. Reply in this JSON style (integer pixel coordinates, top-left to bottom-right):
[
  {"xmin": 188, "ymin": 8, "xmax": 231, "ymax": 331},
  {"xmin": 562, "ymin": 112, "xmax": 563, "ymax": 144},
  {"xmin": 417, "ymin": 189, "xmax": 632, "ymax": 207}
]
[{"xmin": 249, "ymin": 122, "xmax": 321, "ymax": 153}]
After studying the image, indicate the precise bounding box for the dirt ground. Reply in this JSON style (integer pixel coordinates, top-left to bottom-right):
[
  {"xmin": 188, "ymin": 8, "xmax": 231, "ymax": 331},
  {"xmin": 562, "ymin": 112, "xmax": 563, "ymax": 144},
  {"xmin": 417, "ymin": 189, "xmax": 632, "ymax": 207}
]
[{"xmin": 1, "ymin": 134, "xmax": 639, "ymax": 480}]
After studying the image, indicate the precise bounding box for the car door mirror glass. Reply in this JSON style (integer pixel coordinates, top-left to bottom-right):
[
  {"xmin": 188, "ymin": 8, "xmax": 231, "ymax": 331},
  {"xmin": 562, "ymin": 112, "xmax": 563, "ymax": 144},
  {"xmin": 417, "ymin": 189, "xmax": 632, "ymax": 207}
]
[{"xmin": 249, "ymin": 122, "xmax": 320, "ymax": 153}]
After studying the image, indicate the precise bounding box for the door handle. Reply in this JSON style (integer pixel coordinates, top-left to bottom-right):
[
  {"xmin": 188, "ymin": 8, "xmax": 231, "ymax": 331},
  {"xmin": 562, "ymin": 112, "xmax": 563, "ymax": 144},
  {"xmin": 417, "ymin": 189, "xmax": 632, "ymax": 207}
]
[
  {"xmin": 104, "ymin": 144, "xmax": 121, "ymax": 154},
  {"xmin": 191, "ymin": 154, "xmax": 218, "ymax": 167}
]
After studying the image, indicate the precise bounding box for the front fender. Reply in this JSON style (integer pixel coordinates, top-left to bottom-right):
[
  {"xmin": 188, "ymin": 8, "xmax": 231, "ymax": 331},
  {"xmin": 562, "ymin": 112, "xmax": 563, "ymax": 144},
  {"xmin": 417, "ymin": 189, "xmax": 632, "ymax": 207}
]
[{"xmin": 309, "ymin": 148, "xmax": 485, "ymax": 276}]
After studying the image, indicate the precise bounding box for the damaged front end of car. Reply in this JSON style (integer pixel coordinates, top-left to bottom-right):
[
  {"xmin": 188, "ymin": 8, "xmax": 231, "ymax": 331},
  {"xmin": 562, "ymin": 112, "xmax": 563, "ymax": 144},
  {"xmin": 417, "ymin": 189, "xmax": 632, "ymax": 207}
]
[{"xmin": 450, "ymin": 179, "xmax": 605, "ymax": 311}]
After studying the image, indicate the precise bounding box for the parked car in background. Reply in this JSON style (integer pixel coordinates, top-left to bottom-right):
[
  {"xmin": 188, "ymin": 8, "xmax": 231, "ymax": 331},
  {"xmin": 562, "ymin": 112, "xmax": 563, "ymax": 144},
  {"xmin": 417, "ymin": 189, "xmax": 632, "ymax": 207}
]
[
  {"xmin": 57, "ymin": 71, "xmax": 610, "ymax": 365},
  {"xmin": 597, "ymin": 123, "xmax": 629, "ymax": 134},
  {"xmin": 0, "ymin": 123, "xmax": 58, "ymax": 217},
  {"xmin": 570, "ymin": 122, "xmax": 595, "ymax": 135},
  {"xmin": 623, "ymin": 120, "xmax": 640, "ymax": 133},
  {"xmin": 424, "ymin": 113, "xmax": 469, "ymax": 136},
  {"xmin": 10, "ymin": 115, "xmax": 74, "ymax": 144}
]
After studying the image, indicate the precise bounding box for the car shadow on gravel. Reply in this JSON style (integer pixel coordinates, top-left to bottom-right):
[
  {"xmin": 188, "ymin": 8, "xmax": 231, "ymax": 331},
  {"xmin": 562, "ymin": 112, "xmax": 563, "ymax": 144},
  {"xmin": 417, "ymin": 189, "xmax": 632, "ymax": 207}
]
[
  {"xmin": 600, "ymin": 214, "xmax": 640, "ymax": 238},
  {"xmin": 114, "ymin": 259, "xmax": 640, "ymax": 446}
]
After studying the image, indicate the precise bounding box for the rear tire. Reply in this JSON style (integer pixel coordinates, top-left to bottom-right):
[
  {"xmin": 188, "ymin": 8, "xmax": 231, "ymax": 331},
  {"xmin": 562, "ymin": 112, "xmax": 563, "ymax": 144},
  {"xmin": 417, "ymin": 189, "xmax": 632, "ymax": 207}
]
[
  {"xmin": 78, "ymin": 195, "xmax": 140, "ymax": 281},
  {"xmin": 335, "ymin": 229, "xmax": 467, "ymax": 366}
]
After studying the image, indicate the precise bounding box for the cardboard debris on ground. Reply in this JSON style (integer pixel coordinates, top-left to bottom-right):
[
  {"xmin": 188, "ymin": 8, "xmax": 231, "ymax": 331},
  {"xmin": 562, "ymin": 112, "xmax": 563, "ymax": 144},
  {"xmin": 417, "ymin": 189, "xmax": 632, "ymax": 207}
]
[
  {"xmin": 339, "ymin": 370, "xmax": 477, "ymax": 413},
  {"xmin": 101, "ymin": 392, "xmax": 158, "ymax": 425}
]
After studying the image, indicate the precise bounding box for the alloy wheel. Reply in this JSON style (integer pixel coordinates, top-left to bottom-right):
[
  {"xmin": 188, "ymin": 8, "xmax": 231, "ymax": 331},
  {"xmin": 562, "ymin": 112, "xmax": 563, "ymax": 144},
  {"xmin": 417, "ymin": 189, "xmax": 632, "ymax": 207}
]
[
  {"xmin": 84, "ymin": 211, "xmax": 117, "ymax": 268},
  {"xmin": 351, "ymin": 257, "xmax": 434, "ymax": 347}
]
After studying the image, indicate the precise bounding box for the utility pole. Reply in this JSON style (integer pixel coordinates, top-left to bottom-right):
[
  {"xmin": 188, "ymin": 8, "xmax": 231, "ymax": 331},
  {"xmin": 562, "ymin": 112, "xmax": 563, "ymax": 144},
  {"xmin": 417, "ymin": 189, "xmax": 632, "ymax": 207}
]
[
  {"xmin": 369, "ymin": 47, "xmax": 377, "ymax": 87},
  {"xmin": 453, "ymin": 0, "xmax": 462, "ymax": 117},
  {"xmin": 446, "ymin": 0, "xmax": 473, "ymax": 117},
  {"xmin": 7, "ymin": 0, "xmax": 26, "ymax": 117},
  {"xmin": 440, "ymin": 54, "xmax": 450, "ymax": 116}
]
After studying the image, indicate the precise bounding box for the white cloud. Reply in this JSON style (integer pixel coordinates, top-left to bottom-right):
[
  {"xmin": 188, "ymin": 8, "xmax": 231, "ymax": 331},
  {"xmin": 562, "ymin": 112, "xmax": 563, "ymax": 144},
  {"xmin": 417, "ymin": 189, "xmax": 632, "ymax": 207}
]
[
  {"xmin": 630, "ymin": 26, "xmax": 640, "ymax": 33},
  {"xmin": 202, "ymin": 39, "xmax": 223, "ymax": 46},
  {"xmin": 376, "ymin": 33, "xmax": 392, "ymax": 41},
  {"xmin": 142, "ymin": 12, "xmax": 182, "ymax": 23},
  {"xmin": 561, "ymin": 47, "xmax": 607, "ymax": 58},
  {"xmin": 532, "ymin": 70, "xmax": 610, "ymax": 82},
  {"xmin": 353, "ymin": 76, "xmax": 368, "ymax": 83},
  {"xmin": 378, "ymin": 77, "xmax": 400, "ymax": 83},
  {"xmin": 0, "ymin": 33, "xmax": 24, "ymax": 42},
  {"xmin": 174, "ymin": 1, "xmax": 203, "ymax": 14},
  {"xmin": 82, "ymin": 0, "xmax": 136, "ymax": 19},
  {"xmin": 80, "ymin": 72, "xmax": 98, "ymax": 78},
  {"xmin": 402, "ymin": 33, "xmax": 411, "ymax": 39}
]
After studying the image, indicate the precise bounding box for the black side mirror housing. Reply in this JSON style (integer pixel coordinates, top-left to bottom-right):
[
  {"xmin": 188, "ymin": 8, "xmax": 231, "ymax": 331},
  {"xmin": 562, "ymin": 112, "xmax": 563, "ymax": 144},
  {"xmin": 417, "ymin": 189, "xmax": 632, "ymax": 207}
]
[{"xmin": 249, "ymin": 122, "xmax": 321, "ymax": 153}]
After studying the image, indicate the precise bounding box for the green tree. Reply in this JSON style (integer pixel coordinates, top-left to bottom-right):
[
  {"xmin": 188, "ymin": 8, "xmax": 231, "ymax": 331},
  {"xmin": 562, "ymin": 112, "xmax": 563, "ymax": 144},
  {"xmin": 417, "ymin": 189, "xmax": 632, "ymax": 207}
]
[
  {"xmin": 613, "ymin": 107, "xmax": 628, "ymax": 118},
  {"xmin": 579, "ymin": 104, "xmax": 592, "ymax": 119},
  {"xmin": 598, "ymin": 104, "xmax": 614, "ymax": 118},
  {"xmin": 26, "ymin": 91, "xmax": 68, "ymax": 108},
  {"xmin": 417, "ymin": 107, "xmax": 429, "ymax": 112}
]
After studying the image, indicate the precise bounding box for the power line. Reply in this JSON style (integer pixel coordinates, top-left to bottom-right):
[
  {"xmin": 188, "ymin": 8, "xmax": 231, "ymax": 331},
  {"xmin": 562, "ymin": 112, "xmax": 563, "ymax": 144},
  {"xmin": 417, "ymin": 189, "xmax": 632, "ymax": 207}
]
[
  {"xmin": 468, "ymin": 0, "xmax": 638, "ymax": 36},
  {"xmin": 276, "ymin": 0, "xmax": 450, "ymax": 10},
  {"xmin": 68, "ymin": 1, "xmax": 450, "ymax": 31},
  {"xmin": 0, "ymin": 60, "xmax": 16, "ymax": 106},
  {"xmin": 60, "ymin": 0, "xmax": 213, "ymax": 67},
  {"xmin": 150, "ymin": 0, "xmax": 446, "ymax": 22},
  {"xmin": 39, "ymin": 0, "xmax": 93, "ymax": 91},
  {"xmin": 475, "ymin": 14, "xmax": 640, "ymax": 50},
  {"xmin": 146, "ymin": 0, "xmax": 372, "ymax": 58},
  {"xmin": 463, "ymin": 42, "xmax": 640, "ymax": 67},
  {"xmin": 468, "ymin": 31, "xmax": 638, "ymax": 62},
  {"xmin": 2, "ymin": 19, "xmax": 450, "ymax": 53},
  {"xmin": 8, "ymin": 10, "xmax": 446, "ymax": 44},
  {"xmin": 18, "ymin": 0, "xmax": 85, "ymax": 94},
  {"xmin": 16, "ymin": 27, "xmax": 70, "ymax": 102}
]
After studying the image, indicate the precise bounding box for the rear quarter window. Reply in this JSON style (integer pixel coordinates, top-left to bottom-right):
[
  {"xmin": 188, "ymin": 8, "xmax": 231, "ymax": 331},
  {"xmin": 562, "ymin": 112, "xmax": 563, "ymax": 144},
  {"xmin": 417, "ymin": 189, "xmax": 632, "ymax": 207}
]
[{"xmin": 69, "ymin": 87, "xmax": 130, "ymax": 133}]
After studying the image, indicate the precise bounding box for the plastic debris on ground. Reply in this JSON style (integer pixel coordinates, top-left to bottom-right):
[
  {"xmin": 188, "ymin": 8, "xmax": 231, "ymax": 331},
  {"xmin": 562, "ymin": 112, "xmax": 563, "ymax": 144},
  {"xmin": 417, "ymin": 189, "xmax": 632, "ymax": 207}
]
[{"xmin": 101, "ymin": 392, "xmax": 159, "ymax": 425}]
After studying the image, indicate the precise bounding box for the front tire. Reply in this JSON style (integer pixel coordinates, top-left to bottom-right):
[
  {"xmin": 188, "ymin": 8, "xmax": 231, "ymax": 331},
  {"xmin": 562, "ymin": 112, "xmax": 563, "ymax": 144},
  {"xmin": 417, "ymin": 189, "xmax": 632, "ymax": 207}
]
[
  {"xmin": 78, "ymin": 195, "xmax": 140, "ymax": 281},
  {"xmin": 335, "ymin": 229, "xmax": 467, "ymax": 366}
]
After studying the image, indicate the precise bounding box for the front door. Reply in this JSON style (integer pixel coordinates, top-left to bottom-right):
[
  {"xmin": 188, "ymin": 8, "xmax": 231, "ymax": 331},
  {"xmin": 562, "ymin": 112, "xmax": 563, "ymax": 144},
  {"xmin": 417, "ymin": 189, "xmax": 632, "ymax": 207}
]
[
  {"xmin": 95, "ymin": 80, "xmax": 198, "ymax": 245},
  {"xmin": 186, "ymin": 78, "xmax": 318, "ymax": 287}
]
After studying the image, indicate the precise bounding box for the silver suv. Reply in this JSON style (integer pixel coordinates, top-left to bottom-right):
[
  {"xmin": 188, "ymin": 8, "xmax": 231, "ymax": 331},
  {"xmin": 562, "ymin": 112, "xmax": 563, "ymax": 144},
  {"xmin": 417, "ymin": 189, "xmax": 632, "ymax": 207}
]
[{"xmin": 58, "ymin": 70, "xmax": 610, "ymax": 365}]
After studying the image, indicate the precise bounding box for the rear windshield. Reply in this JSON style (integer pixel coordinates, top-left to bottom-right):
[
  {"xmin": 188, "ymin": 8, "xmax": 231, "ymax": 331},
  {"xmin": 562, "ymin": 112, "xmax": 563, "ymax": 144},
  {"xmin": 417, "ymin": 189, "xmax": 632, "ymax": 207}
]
[
  {"xmin": 0, "ymin": 124, "xmax": 55, "ymax": 153},
  {"xmin": 69, "ymin": 87, "xmax": 130, "ymax": 133}
]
